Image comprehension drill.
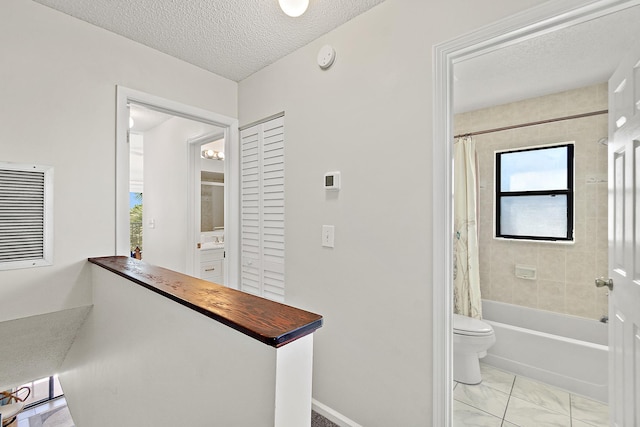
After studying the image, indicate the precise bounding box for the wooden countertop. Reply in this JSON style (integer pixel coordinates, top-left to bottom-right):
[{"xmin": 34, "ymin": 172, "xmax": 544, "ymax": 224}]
[{"xmin": 88, "ymin": 256, "xmax": 323, "ymax": 348}]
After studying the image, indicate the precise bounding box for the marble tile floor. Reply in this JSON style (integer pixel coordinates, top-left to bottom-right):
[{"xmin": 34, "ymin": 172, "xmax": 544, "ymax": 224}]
[
  {"xmin": 454, "ymin": 363, "xmax": 609, "ymax": 427},
  {"xmin": 14, "ymin": 373, "xmax": 605, "ymax": 427}
]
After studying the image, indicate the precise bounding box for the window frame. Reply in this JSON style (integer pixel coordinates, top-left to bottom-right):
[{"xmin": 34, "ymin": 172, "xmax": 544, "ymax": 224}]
[
  {"xmin": 16, "ymin": 376, "xmax": 65, "ymax": 410},
  {"xmin": 494, "ymin": 142, "xmax": 575, "ymax": 242}
]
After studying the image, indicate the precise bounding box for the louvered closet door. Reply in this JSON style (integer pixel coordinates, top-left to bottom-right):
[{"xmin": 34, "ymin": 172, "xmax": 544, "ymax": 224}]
[{"xmin": 240, "ymin": 117, "xmax": 285, "ymax": 302}]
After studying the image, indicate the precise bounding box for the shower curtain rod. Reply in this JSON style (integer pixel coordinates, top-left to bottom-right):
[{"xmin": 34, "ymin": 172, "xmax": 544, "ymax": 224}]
[{"xmin": 454, "ymin": 109, "xmax": 608, "ymax": 139}]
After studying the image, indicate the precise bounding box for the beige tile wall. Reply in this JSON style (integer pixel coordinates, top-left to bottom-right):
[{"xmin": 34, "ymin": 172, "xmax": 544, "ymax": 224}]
[{"xmin": 454, "ymin": 83, "xmax": 609, "ymax": 320}]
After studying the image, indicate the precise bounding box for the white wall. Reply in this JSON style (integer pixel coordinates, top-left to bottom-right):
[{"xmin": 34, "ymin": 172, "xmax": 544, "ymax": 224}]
[
  {"xmin": 201, "ymin": 158, "xmax": 225, "ymax": 173},
  {"xmin": 238, "ymin": 0, "xmax": 545, "ymax": 424},
  {"xmin": 60, "ymin": 266, "xmax": 314, "ymax": 427},
  {"xmin": 0, "ymin": 0, "xmax": 558, "ymax": 423},
  {"xmin": 129, "ymin": 133, "xmax": 144, "ymax": 193},
  {"xmin": 0, "ymin": 0, "xmax": 237, "ymax": 323},
  {"xmin": 143, "ymin": 117, "xmax": 220, "ymax": 272}
]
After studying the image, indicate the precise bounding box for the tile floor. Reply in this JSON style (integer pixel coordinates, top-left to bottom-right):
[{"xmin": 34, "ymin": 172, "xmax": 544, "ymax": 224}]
[
  {"xmin": 10, "ymin": 372, "xmax": 608, "ymax": 427},
  {"xmin": 453, "ymin": 363, "xmax": 609, "ymax": 427}
]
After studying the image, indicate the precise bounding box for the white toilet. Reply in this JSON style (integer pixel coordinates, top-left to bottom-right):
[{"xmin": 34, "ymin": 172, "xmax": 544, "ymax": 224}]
[{"xmin": 453, "ymin": 313, "xmax": 496, "ymax": 384}]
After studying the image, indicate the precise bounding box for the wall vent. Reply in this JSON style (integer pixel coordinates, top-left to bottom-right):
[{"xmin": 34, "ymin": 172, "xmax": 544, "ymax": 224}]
[{"xmin": 0, "ymin": 162, "xmax": 53, "ymax": 270}]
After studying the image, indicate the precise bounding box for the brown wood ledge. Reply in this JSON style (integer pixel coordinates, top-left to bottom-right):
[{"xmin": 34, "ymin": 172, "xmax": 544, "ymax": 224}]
[{"xmin": 88, "ymin": 256, "xmax": 322, "ymax": 348}]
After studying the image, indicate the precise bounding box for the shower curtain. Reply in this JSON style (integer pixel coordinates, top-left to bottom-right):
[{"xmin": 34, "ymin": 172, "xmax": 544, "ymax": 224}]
[{"xmin": 453, "ymin": 136, "xmax": 482, "ymax": 319}]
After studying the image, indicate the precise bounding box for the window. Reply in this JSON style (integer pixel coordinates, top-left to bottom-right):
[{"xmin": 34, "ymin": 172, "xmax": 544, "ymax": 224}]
[
  {"xmin": 495, "ymin": 143, "xmax": 574, "ymax": 241},
  {"xmin": 0, "ymin": 162, "xmax": 53, "ymax": 270},
  {"xmin": 10, "ymin": 376, "xmax": 65, "ymax": 409}
]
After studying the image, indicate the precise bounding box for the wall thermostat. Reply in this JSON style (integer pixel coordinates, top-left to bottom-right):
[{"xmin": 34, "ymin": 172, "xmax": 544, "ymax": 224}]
[
  {"xmin": 324, "ymin": 171, "xmax": 341, "ymax": 190},
  {"xmin": 317, "ymin": 45, "xmax": 336, "ymax": 69}
]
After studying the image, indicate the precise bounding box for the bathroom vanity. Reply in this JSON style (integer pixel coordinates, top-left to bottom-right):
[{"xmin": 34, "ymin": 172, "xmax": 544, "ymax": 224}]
[{"xmin": 200, "ymin": 246, "xmax": 224, "ymax": 285}]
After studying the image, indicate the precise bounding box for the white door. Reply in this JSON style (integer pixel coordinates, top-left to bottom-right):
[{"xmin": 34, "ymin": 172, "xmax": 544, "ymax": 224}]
[
  {"xmin": 607, "ymin": 40, "xmax": 640, "ymax": 427},
  {"xmin": 240, "ymin": 116, "xmax": 285, "ymax": 302}
]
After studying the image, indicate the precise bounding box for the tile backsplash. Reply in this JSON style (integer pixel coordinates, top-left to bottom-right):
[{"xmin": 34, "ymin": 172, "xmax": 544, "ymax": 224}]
[{"xmin": 454, "ymin": 83, "xmax": 609, "ymax": 320}]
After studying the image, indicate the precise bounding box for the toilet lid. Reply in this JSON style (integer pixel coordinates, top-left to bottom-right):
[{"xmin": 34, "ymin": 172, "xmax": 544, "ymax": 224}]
[{"xmin": 453, "ymin": 313, "xmax": 493, "ymax": 336}]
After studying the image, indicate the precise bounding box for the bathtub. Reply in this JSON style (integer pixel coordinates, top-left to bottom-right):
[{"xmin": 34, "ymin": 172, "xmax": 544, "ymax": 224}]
[{"xmin": 481, "ymin": 300, "xmax": 608, "ymax": 402}]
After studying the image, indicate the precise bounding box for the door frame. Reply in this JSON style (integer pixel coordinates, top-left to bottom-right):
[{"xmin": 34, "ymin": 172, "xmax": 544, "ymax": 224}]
[
  {"xmin": 186, "ymin": 130, "xmax": 226, "ymax": 281},
  {"xmin": 115, "ymin": 86, "xmax": 240, "ymax": 288},
  {"xmin": 432, "ymin": 0, "xmax": 640, "ymax": 424}
]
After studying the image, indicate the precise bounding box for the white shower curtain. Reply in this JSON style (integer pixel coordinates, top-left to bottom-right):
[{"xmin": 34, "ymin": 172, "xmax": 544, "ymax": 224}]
[{"xmin": 453, "ymin": 136, "xmax": 482, "ymax": 319}]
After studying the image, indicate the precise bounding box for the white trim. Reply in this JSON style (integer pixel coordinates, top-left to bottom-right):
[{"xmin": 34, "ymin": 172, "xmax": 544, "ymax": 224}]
[
  {"xmin": 311, "ymin": 399, "xmax": 363, "ymax": 427},
  {"xmin": 116, "ymin": 86, "xmax": 240, "ymax": 289},
  {"xmin": 186, "ymin": 137, "xmax": 201, "ymax": 277},
  {"xmin": 188, "ymin": 130, "xmax": 226, "ymax": 147},
  {"xmin": 275, "ymin": 335, "xmax": 314, "ymax": 427},
  {"xmin": 432, "ymin": 34, "xmax": 454, "ymax": 427},
  {"xmin": 239, "ymin": 111, "xmax": 285, "ymax": 131},
  {"xmin": 432, "ymin": 1, "xmax": 640, "ymax": 425},
  {"xmin": 0, "ymin": 162, "xmax": 54, "ymax": 270},
  {"xmin": 226, "ymin": 124, "xmax": 240, "ymax": 289}
]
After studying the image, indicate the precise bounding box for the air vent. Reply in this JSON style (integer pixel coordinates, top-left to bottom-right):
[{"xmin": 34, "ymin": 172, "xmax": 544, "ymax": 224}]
[{"xmin": 0, "ymin": 162, "xmax": 53, "ymax": 270}]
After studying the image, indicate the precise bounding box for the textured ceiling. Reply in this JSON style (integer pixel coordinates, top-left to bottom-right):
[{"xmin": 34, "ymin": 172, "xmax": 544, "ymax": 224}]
[
  {"xmin": 454, "ymin": 5, "xmax": 640, "ymax": 113},
  {"xmin": 31, "ymin": 1, "xmax": 640, "ymax": 111},
  {"xmin": 32, "ymin": 0, "xmax": 387, "ymax": 82}
]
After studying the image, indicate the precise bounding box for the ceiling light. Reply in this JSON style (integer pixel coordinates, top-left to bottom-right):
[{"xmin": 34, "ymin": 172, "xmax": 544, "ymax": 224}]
[
  {"xmin": 278, "ymin": 0, "xmax": 309, "ymax": 17},
  {"xmin": 202, "ymin": 149, "xmax": 225, "ymax": 160}
]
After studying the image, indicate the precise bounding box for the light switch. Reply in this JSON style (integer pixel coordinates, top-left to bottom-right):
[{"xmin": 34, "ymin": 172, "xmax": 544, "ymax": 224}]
[{"xmin": 322, "ymin": 225, "xmax": 335, "ymax": 248}]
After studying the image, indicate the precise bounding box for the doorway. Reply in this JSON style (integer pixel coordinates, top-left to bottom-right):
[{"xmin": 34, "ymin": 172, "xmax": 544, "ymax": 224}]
[
  {"xmin": 116, "ymin": 86, "xmax": 240, "ymax": 288},
  {"xmin": 187, "ymin": 132, "xmax": 227, "ymax": 284},
  {"xmin": 127, "ymin": 104, "xmax": 175, "ymax": 261},
  {"xmin": 432, "ymin": 1, "xmax": 640, "ymax": 425}
]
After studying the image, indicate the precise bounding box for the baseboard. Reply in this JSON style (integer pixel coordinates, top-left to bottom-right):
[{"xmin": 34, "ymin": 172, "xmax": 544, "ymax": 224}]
[
  {"xmin": 482, "ymin": 355, "xmax": 608, "ymax": 403},
  {"xmin": 312, "ymin": 399, "xmax": 362, "ymax": 427}
]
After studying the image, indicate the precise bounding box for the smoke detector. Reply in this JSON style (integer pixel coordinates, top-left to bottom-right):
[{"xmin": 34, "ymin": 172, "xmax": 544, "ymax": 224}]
[{"xmin": 317, "ymin": 45, "xmax": 336, "ymax": 69}]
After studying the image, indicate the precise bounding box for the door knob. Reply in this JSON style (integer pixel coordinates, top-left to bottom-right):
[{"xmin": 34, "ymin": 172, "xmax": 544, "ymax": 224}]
[{"xmin": 595, "ymin": 277, "xmax": 613, "ymax": 291}]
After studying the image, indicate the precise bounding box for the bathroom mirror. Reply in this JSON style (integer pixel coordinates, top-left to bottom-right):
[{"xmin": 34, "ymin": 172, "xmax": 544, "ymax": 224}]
[{"xmin": 201, "ymin": 171, "xmax": 224, "ymax": 233}]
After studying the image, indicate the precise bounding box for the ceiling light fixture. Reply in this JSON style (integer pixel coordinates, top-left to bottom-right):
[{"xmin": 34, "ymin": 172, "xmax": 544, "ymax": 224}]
[
  {"xmin": 202, "ymin": 149, "xmax": 225, "ymax": 160},
  {"xmin": 278, "ymin": 0, "xmax": 309, "ymax": 17}
]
